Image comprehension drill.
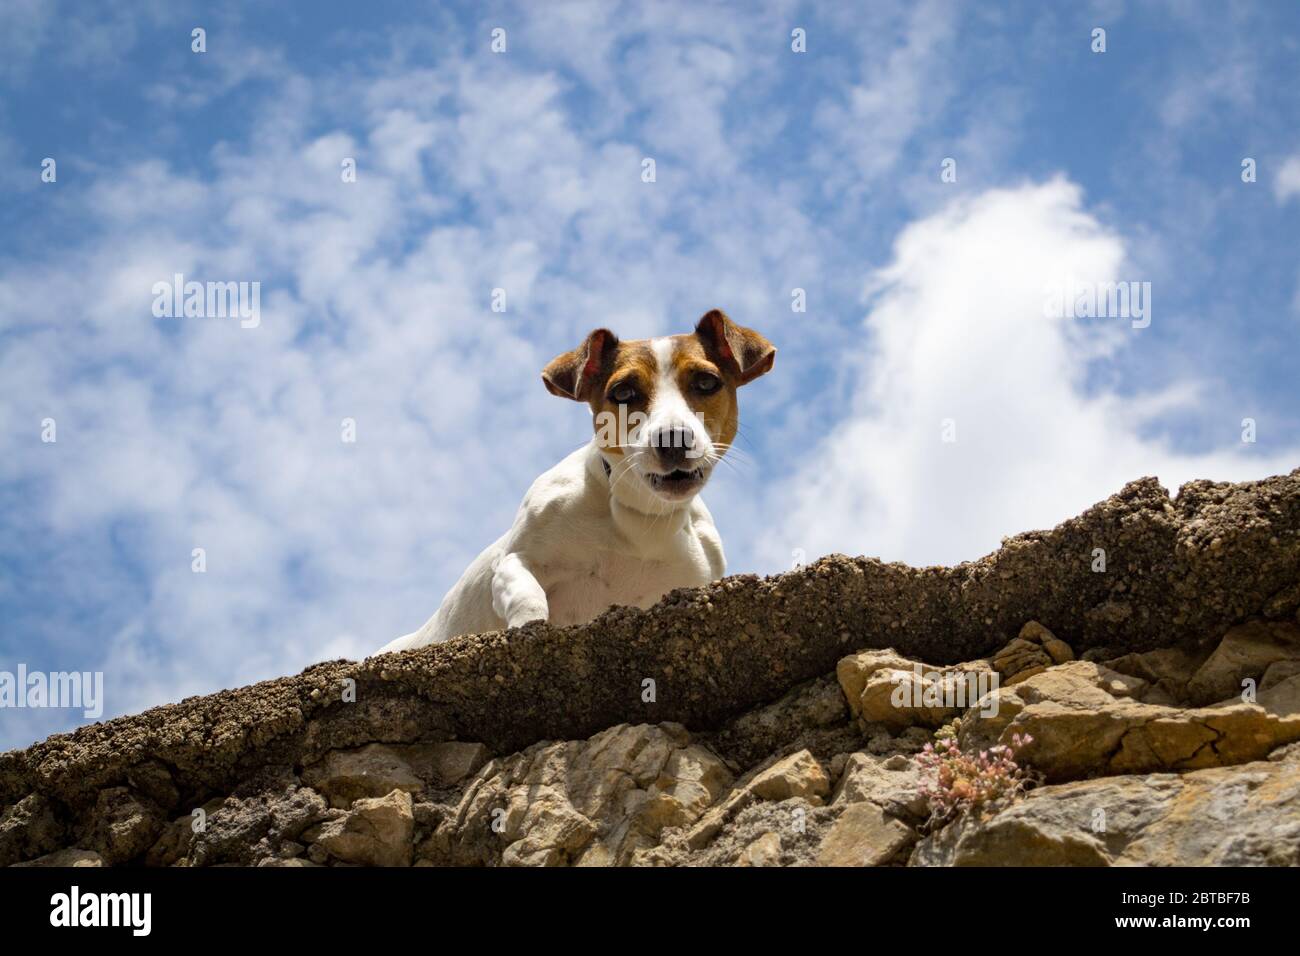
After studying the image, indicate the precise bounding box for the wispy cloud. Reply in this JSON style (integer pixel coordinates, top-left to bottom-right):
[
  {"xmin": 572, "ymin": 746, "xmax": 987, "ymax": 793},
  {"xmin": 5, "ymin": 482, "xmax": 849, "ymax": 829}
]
[{"xmin": 1276, "ymin": 154, "xmax": 1300, "ymax": 205}]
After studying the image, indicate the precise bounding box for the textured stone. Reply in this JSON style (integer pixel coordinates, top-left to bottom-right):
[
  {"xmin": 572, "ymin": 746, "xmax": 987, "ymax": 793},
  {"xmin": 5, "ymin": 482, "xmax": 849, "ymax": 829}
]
[
  {"xmin": 303, "ymin": 744, "xmax": 428, "ymax": 808},
  {"xmin": 746, "ymin": 750, "xmax": 830, "ymax": 804},
  {"xmin": 1101, "ymin": 645, "xmax": 1213, "ymax": 706},
  {"xmin": 425, "ymin": 742, "xmax": 491, "ymax": 786},
  {"xmin": 838, "ymin": 651, "xmax": 994, "ymax": 730},
  {"xmin": 302, "ymin": 741, "xmax": 492, "ymax": 810},
  {"xmin": 702, "ymin": 676, "xmax": 850, "ymax": 769},
  {"xmin": 667, "ymin": 798, "xmax": 833, "ymax": 866},
  {"xmin": 125, "ymin": 760, "xmax": 180, "ymax": 812},
  {"xmin": 960, "ymin": 661, "xmax": 1300, "ymax": 783},
  {"xmin": 991, "ymin": 621, "xmax": 1074, "ymax": 684},
  {"xmin": 1026, "ymin": 622, "xmax": 1074, "ymax": 665},
  {"xmin": 188, "ymin": 786, "xmax": 331, "ymax": 867},
  {"xmin": 1186, "ymin": 621, "xmax": 1300, "ymax": 705},
  {"xmin": 82, "ymin": 788, "xmax": 164, "ymax": 866},
  {"xmin": 257, "ymin": 857, "xmax": 322, "ymax": 867},
  {"xmin": 910, "ymin": 753, "xmax": 1300, "ymax": 866},
  {"xmin": 736, "ymin": 832, "xmax": 783, "ymax": 866},
  {"xmin": 11, "ymin": 848, "xmax": 104, "ymax": 867},
  {"xmin": 0, "ymin": 794, "xmax": 64, "ymax": 866},
  {"xmin": 831, "ymin": 753, "xmax": 929, "ymax": 825},
  {"xmin": 816, "ymin": 802, "xmax": 915, "ymax": 866},
  {"xmin": 435, "ymin": 723, "xmax": 732, "ymax": 867},
  {"xmin": 1258, "ymin": 671, "xmax": 1300, "ymax": 717},
  {"xmin": 679, "ymin": 789, "xmax": 754, "ymax": 852},
  {"xmin": 313, "ymin": 789, "xmax": 414, "ymax": 867}
]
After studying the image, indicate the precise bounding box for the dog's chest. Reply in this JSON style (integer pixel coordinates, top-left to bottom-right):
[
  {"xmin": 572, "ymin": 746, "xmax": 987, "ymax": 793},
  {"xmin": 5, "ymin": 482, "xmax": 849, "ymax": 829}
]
[{"xmin": 541, "ymin": 546, "xmax": 709, "ymax": 627}]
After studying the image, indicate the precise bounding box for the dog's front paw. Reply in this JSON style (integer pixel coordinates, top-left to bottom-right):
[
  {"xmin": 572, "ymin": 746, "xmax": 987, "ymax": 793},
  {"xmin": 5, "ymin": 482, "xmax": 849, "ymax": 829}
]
[
  {"xmin": 491, "ymin": 553, "xmax": 549, "ymax": 629},
  {"xmin": 506, "ymin": 609, "xmax": 547, "ymax": 629},
  {"xmin": 501, "ymin": 600, "xmax": 548, "ymax": 632}
]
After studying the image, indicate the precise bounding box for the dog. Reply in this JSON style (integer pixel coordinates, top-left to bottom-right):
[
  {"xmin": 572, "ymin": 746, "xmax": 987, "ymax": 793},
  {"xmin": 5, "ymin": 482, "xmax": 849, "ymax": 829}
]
[{"xmin": 377, "ymin": 309, "xmax": 775, "ymax": 653}]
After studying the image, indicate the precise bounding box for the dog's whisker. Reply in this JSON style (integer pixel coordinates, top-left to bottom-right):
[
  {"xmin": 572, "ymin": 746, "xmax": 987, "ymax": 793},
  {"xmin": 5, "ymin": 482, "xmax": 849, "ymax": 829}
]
[
  {"xmin": 710, "ymin": 444, "xmax": 754, "ymax": 463},
  {"xmin": 706, "ymin": 447, "xmax": 755, "ymax": 470}
]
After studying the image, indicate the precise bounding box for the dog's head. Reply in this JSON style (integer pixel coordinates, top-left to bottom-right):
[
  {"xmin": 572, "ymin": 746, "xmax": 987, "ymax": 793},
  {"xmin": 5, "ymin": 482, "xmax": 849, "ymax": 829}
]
[{"xmin": 542, "ymin": 309, "xmax": 775, "ymax": 510}]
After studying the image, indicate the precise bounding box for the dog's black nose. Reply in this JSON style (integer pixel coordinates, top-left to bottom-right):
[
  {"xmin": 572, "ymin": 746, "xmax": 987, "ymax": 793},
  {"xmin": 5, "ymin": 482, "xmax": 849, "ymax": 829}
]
[{"xmin": 652, "ymin": 426, "xmax": 695, "ymax": 469}]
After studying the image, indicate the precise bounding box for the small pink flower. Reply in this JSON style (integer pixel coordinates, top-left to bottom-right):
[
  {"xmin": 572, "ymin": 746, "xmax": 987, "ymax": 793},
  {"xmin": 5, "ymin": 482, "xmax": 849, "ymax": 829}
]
[{"xmin": 913, "ymin": 730, "xmax": 1034, "ymax": 823}]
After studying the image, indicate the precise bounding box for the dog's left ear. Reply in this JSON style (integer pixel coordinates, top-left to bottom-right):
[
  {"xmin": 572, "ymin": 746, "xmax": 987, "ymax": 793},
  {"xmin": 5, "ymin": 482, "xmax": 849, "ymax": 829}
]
[
  {"xmin": 695, "ymin": 309, "xmax": 776, "ymax": 385},
  {"xmin": 542, "ymin": 328, "xmax": 619, "ymax": 401}
]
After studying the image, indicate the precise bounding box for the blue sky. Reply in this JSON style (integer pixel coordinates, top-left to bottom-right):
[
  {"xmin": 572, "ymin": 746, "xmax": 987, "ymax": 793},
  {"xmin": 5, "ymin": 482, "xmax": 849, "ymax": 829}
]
[{"xmin": 1, "ymin": 0, "xmax": 1298, "ymax": 750}]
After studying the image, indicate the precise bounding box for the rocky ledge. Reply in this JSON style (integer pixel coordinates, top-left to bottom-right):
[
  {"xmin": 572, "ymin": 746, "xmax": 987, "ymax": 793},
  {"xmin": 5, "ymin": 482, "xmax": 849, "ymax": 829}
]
[{"xmin": 3, "ymin": 469, "xmax": 1299, "ymax": 867}]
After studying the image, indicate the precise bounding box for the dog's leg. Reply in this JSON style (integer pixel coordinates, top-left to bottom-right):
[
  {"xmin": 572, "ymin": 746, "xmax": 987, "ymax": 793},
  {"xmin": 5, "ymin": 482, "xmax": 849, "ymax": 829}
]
[{"xmin": 491, "ymin": 552, "xmax": 549, "ymax": 628}]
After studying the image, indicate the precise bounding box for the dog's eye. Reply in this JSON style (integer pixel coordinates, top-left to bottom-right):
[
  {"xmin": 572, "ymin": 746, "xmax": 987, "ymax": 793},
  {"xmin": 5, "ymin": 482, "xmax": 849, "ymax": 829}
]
[
  {"xmin": 692, "ymin": 373, "xmax": 721, "ymax": 394},
  {"xmin": 609, "ymin": 383, "xmax": 639, "ymax": 403}
]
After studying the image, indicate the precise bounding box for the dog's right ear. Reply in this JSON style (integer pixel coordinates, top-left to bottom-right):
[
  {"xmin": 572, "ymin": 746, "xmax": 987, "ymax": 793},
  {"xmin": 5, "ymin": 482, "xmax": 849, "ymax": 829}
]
[{"xmin": 542, "ymin": 328, "xmax": 619, "ymax": 401}]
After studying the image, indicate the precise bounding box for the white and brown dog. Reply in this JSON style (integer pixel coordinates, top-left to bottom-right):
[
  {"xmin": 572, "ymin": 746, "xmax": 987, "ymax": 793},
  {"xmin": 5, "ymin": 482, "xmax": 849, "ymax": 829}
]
[{"xmin": 377, "ymin": 309, "xmax": 775, "ymax": 653}]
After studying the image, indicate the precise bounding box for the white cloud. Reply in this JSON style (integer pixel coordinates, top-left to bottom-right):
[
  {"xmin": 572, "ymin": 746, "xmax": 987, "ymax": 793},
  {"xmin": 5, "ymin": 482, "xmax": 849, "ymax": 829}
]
[
  {"xmin": 1275, "ymin": 154, "xmax": 1300, "ymax": 205},
  {"xmin": 0, "ymin": 0, "xmax": 175, "ymax": 82},
  {"xmin": 0, "ymin": 0, "xmax": 55, "ymax": 82},
  {"xmin": 760, "ymin": 178, "xmax": 1298, "ymax": 569},
  {"xmin": 812, "ymin": 0, "xmax": 958, "ymax": 198},
  {"xmin": 144, "ymin": 41, "xmax": 286, "ymax": 110}
]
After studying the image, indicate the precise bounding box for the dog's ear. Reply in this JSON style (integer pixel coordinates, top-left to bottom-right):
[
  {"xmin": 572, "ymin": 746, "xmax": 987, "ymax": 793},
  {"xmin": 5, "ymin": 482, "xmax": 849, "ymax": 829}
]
[
  {"xmin": 695, "ymin": 309, "xmax": 776, "ymax": 385},
  {"xmin": 542, "ymin": 328, "xmax": 619, "ymax": 401}
]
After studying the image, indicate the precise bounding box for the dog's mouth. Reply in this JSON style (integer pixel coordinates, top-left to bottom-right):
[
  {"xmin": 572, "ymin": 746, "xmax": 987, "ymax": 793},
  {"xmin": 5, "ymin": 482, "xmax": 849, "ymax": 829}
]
[{"xmin": 645, "ymin": 466, "xmax": 706, "ymax": 497}]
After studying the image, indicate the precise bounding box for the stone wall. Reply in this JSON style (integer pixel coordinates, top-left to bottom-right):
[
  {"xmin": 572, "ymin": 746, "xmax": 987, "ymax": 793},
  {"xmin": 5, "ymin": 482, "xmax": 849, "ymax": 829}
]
[{"xmin": 3, "ymin": 468, "xmax": 1299, "ymax": 867}]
